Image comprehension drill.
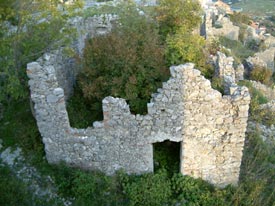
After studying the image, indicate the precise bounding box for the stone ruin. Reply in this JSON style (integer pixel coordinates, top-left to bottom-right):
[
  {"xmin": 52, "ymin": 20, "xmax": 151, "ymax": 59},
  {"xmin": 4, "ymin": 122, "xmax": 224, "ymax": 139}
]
[
  {"xmin": 27, "ymin": 56, "xmax": 250, "ymax": 187},
  {"xmin": 26, "ymin": 2, "xmax": 251, "ymax": 187},
  {"xmin": 202, "ymin": 2, "xmax": 239, "ymax": 41},
  {"xmin": 213, "ymin": 51, "xmax": 245, "ymax": 93}
]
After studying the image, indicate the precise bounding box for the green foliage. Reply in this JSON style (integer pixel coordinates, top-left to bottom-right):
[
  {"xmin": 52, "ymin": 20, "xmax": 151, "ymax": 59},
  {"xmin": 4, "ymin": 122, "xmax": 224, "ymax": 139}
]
[
  {"xmin": 206, "ymin": 39, "xmax": 220, "ymax": 55},
  {"xmin": 238, "ymin": 80, "xmax": 275, "ymax": 126},
  {"xmin": 229, "ymin": 12, "xmax": 251, "ymax": 26},
  {"xmin": 211, "ymin": 77, "xmax": 225, "ymax": 94},
  {"xmin": 249, "ymin": 65, "xmax": 273, "ymax": 86},
  {"xmin": 0, "ymin": 165, "xmax": 32, "ymax": 206},
  {"xmin": 153, "ymin": 141, "xmax": 180, "ymax": 175},
  {"xmin": 165, "ymin": 27, "xmax": 206, "ymax": 66},
  {"xmin": 78, "ymin": 1, "xmax": 168, "ymax": 116},
  {"xmin": 239, "ymin": 129, "xmax": 275, "ymax": 205},
  {"xmin": 72, "ymin": 170, "xmax": 113, "ymax": 205},
  {"xmin": 171, "ymin": 174, "xmax": 228, "ymax": 206},
  {"xmin": 219, "ymin": 36, "xmax": 254, "ymax": 63},
  {"xmin": 155, "ymin": 0, "xmax": 214, "ymax": 79},
  {"xmin": 0, "ymin": 98, "xmax": 42, "ymax": 152},
  {"xmin": 66, "ymin": 84, "xmax": 99, "ymax": 128},
  {"xmin": 121, "ymin": 170, "xmax": 172, "ymax": 206},
  {"xmin": 0, "ymin": 0, "xmax": 17, "ymax": 23},
  {"xmin": 238, "ymin": 81, "xmax": 268, "ymax": 105},
  {"xmin": 155, "ymin": 0, "xmax": 202, "ymax": 37},
  {"xmin": 0, "ymin": 0, "xmax": 82, "ymax": 102}
]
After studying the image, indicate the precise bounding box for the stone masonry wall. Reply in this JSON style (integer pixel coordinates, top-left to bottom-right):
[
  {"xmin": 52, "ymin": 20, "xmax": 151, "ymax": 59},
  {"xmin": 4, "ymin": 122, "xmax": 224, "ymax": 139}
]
[
  {"xmin": 213, "ymin": 52, "xmax": 245, "ymax": 94},
  {"xmin": 27, "ymin": 57, "xmax": 250, "ymax": 187},
  {"xmin": 214, "ymin": 51, "xmax": 236, "ymax": 94},
  {"xmin": 204, "ymin": 6, "xmax": 239, "ymax": 41},
  {"xmin": 181, "ymin": 71, "xmax": 250, "ymax": 186}
]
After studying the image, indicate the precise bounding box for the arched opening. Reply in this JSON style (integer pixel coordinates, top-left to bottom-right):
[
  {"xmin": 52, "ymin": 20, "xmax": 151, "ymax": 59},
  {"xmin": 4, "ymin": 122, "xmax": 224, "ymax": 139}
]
[{"xmin": 153, "ymin": 140, "xmax": 181, "ymax": 175}]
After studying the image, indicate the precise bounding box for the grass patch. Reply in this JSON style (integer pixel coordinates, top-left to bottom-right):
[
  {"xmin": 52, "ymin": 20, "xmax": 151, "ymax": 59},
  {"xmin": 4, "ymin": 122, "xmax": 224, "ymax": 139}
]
[
  {"xmin": 239, "ymin": 129, "xmax": 275, "ymax": 205},
  {"xmin": 238, "ymin": 80, "xmax": 268, "ymax": 105},
  {"xmin": 219, "ymin": 36, "xmax": 254, "ymax": 63},
  {"xmin": 238, "ymin": 80, "xmax": 275, "ymax": 126},
  {"xmin": 0, "ymin": 97, "xmax": 42, "ymax": 153},
  {"xmin": 0, "ymin": 165, "xmax": 32, "ymax": 206}
]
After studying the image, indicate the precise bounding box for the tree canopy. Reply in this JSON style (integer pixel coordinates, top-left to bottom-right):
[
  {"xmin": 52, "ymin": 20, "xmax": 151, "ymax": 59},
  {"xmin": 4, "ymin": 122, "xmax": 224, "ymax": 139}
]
[{"xmin": 0, "ymin": 0, "xmax": 83, "ymax": 102}]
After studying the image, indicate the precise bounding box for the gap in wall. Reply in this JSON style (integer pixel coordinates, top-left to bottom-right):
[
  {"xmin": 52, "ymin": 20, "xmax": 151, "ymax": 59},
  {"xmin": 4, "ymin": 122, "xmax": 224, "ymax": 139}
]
[{"xmin": 153, "ymin": 140, "xmax": 181, "ymax": 176}]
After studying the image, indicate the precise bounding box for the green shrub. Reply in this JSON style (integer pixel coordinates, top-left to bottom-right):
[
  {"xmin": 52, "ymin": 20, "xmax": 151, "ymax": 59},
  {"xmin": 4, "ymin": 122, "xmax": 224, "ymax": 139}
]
[
  {"xmin": 165, "ymin": 27, "xmax": 206, "ymax": 65},
  {"xmin": 211, "ymin": 77, "xmax": 225, "ymax": 94},
  {"xmin": 72, "ymin": 170, "xmax": 116, "ymax": 206},
  {"xmin": 249, "ymin": 66, "xmax": 273, "ymax": 86},
  {"xmin": 121, "ymin": 170, "xmax": 172, "ymax": 206},
  {"xmin": 66, "ymin": 84, "xmax": 99, "ymax": 128},
  {"xmin": 153, "ymin": 141, "xmax": 180, "ymax": 176},
  {"xmin": 0, "ymin": 98, "xmax": 42, "ymax": 153},
  {"xmin": 229, "ymin": 12, "xmax": 251, "ymax": 26},
  {"xmin": 171, "ymin": 174, "xmax": 228, "ymax": 206},
  {"xmin": 237, "ymin": 81, "xmax": 275, "ymax": 126},
  {"xmin": 239, "ymin": 129, "xmax": 275, "ymax": 205},
  {"xmin": 78, "ymin": 2, "xmax": 169, "ymax": 116},
  {"xmin": 0, "ymin": 166, "xmax": 32, "ymax": 206},
  {"xmin": 155, "ymin": 0, "xmax": 201, "ymax": 37},
  {"xmin": 206, "ymin": 39, "xmax": 220, "ymax": 55}
]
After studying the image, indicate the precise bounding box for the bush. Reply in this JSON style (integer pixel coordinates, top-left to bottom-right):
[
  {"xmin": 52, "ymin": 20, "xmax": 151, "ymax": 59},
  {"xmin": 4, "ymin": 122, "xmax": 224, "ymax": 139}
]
[
  {"xmin": 211, "ymin": 77, "xmax": 224, "ymax": 94},
  {"xmin": 237, "ymin": 80, "xmax": 275, "ymax": 126},
  {"xmin": 165, "ymin": 27, "xmax": 206, "ymax": 65},
  {"xmin": 121, "ymin": 170, "xmax": 172, "ymax": 206},
  {"xmin": 153, "ymin": 141, "xmax": 180, "ymax": 176},
  {"xmin": 229, "ymin": 12, "xmax": 251, "ymax": 26},
  {"xmin": 249, "ymin": 66, "xmax": 273, "ymax": 86},
  {"xmin": 239, "ymin": 130, "xmax": 275, "ymax": 205},
  {"xmin": 78, "ymin": 2, "xmax": 169, "ymax": 116},
  {"xmin": 72, "ymin": 170, "xmax": 121, "ymax": 206},
  {"xmin": 155, "ymin": 0, "xmax": 201, "ymax": 37},
  {"xmin": 0, "ymin": 166, "xmax": 32, "ymax": 206},
  {"xmin": 66, "ymin": 84, "xmax": 98, "ymax": 128},
  {"xmin": 171, "ymin": 174, "xmax": 228, "ymax": 206}
]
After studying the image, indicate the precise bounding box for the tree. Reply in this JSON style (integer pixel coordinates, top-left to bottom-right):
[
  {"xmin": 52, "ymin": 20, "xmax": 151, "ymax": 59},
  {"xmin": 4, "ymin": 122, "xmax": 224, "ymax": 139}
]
[
  {"xmin": 0, "ymin": 0, "xmax": 83, "ymax": 102},
  {"xmin": 155, "ymin": 0, "xmax": 202, "ymax": 37},
  {"xmin": 78, "ymin": 1, "xmax": 169, "ymax": 115},
  {"xmin": 154, "ymin": 0, "xmax": 211, "ymax": 77}
]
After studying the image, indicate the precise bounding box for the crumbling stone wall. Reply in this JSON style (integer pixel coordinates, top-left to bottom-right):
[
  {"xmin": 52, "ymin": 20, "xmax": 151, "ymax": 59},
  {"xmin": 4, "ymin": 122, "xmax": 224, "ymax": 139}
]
[
  {"xmin": 253, "ymin": 47, "xmax": 275, "ymax": 71},
  {"xmin": 181, "ymin": 69, "xmax": 250, "ymax": 187},
  {"xmin": 27, "ymin": 57, "xmax": 250, "ymax": 186},
  {"xmin": 213, "ymin": 52, "xmax": 244, "ymax": 94},
  {"xmin": 204, "ymin": 6, "xmax": 239, "ymax": 41},
  {"xmin": 214, "ymin": 52, "xmax": 236, "ymax": 94}
]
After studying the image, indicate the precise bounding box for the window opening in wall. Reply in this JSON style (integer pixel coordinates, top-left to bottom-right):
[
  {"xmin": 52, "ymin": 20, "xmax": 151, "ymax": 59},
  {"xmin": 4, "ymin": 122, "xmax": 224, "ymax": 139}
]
[{"xmin": 153, "ymin": 140, "xmax": 181, "ymax": 176}]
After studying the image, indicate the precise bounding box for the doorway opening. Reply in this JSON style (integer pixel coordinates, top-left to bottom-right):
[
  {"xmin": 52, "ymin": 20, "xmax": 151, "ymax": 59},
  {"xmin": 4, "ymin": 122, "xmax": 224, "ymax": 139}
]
[{"xmin": 153, "ymin": 140, "xmax": 181, "ymax": 175}]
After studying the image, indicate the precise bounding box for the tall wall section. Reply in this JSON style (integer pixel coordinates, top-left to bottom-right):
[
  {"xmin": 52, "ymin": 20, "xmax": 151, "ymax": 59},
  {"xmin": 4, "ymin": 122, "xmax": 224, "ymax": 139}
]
[{"xmin": 181, "ymin": 68, "xmax": 250, "ymax": 187}]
